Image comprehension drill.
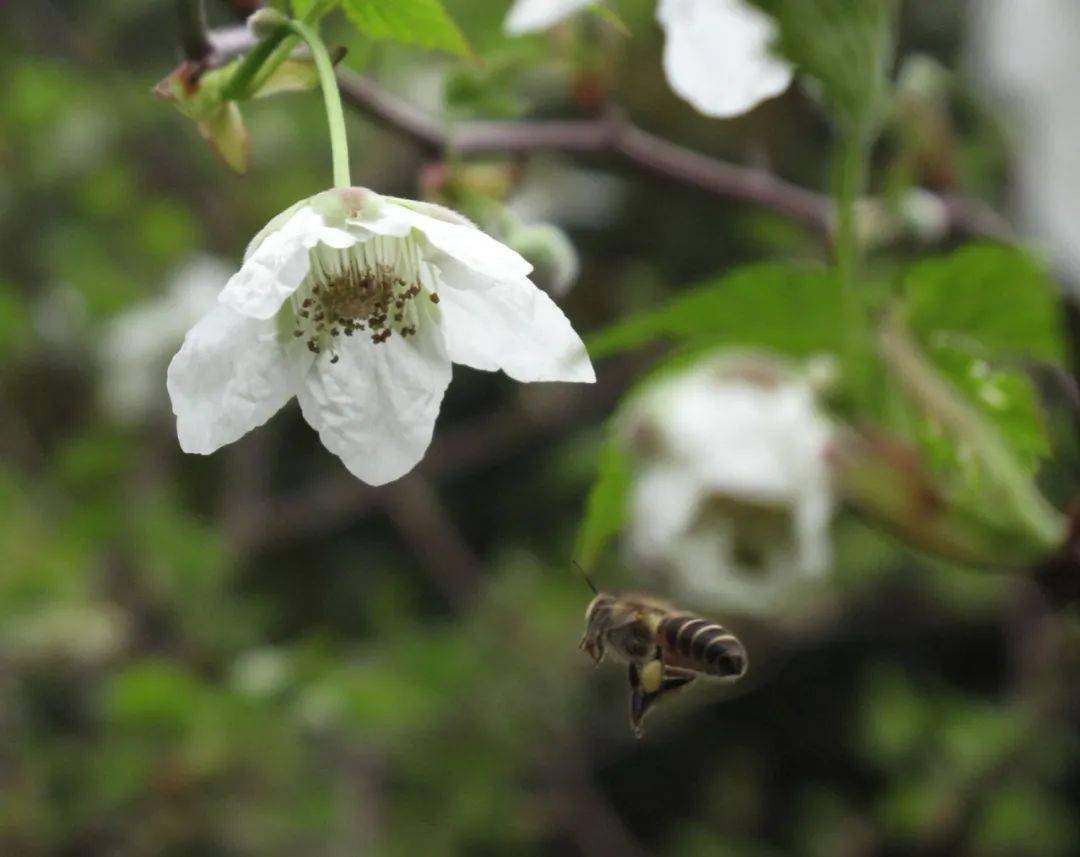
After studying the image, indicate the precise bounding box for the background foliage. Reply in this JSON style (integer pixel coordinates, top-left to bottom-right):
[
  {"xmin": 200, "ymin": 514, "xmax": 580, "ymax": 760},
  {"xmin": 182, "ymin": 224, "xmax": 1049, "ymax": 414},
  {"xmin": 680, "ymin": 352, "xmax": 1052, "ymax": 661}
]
[{"xmin": 1, "ymin": 1, "xmax": 1078, "ymax": 855}]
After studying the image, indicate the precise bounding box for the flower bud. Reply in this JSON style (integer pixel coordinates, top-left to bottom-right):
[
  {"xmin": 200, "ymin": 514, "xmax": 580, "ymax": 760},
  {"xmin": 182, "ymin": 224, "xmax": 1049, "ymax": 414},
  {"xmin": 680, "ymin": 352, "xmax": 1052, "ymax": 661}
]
[
  {"xmin": 248, "ymin": 7, "xmax": 289, "ymax": 39},
  {"xmin": 505, "ymin": 222, "xmax": 580, "ymax": 297}
]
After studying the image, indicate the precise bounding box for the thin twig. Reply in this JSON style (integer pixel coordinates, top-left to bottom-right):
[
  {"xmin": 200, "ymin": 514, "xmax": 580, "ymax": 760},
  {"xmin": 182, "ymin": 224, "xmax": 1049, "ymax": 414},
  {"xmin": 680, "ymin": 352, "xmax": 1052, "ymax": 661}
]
[
  {"xmin": 176, "ymin": 0, "xmax": 212, "ymax": 62},
  {"xmin": 380, "ymin": 476, "xmax": 482, "ymax": 610},
  {"xmin": 206, "ymin": 24, "xmax": 1005, "ymax": 240}
]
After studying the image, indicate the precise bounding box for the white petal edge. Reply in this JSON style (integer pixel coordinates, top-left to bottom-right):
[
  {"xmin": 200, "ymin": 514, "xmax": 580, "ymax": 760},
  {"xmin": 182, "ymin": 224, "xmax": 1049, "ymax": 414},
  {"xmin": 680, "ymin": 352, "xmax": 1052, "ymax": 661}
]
[
  {"xmin": 220, "ymin": 205, "xmax": 359, "ymax": 320},
  {"xmin": 355, "ymin": 199, "xmax": 533, "ymax": 287},
  {"xmin": 295, "ymin": 317, "xmax": 452, "ymax": 486},
  {"xmin": 166, "ymin": 304, "xmax": 297, "ymax": 455},
  {"xmin": 657, "ymin": 0, "xmax": 793, "ymax": 119},
  {"xmin": 504, "ymin": 0, "xmax": 593, "ymax": 33},
  {"xmin": 437, "ymin": 275, "xmax": 595, "ymax": 383}
]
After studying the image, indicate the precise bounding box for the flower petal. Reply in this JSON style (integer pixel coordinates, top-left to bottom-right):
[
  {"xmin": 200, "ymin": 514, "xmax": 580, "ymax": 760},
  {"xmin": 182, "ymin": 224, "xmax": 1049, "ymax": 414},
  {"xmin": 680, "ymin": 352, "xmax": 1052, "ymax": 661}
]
[
  {"xmin": 437, "ymin": 276, "xmax": 595, "ymax": 383},
  {"xmin": 295, "ymin": 319, "xmax": 452, "ymax": 486},
  {"xmin": 356, "ymin": 199, "xmax": 533, "ymax": 287},
  {"xmin": 166, "ymin": 304, "xmax": 298, "ymax": 454},
  {"xmin": 220, "ymin": 205, "xmax": 358, "ymax": 320},
  {"xmin": 657, "ymin": 0, "xmax": 793, "ymax": 118},
  {"xmin": 504, "ymin": 0, "xmax": 592, "ymax": 33},
  {"xmin": 627, "ymin": 462, "xmax": 705, "ymax": 561}
]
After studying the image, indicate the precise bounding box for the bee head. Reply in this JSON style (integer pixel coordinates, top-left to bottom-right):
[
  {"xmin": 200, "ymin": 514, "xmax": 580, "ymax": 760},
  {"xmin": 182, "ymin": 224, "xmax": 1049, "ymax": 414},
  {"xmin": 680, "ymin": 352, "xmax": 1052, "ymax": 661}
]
[{"xmin": 579, "ymin": 592, "xmax": 616, "ymax": 664}]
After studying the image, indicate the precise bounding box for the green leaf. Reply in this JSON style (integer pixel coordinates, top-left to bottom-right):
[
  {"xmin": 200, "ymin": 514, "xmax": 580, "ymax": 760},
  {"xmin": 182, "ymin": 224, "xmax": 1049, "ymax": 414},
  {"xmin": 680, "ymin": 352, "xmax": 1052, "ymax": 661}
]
[
  {"xmin": 573, "ymin": 437, "xmax": 632, "ymax": 569},
  {"xmin": 292, "ymin": 0, "xmax": 341, "ymax": 21},
  {"xmin": 155, "ymin": 62, "xmax": 250, "ymax": 173},
  {"xmin": 971, "ymin": 786, "xmax": 1076, "ymax": 857},
  {"xmin": 926, "ymin": 342, "xmax": 1050, "ymax": 474},
  {"xmin": 252, "ymin": 57, "xmax": 320, "ymax": 98},
  {"xmin": 752, "ymin": 0, "xmax": 895, "ymax": 134},
  {"xmin": 587, "ymin": 263, "xmax": 844, "ymax": 360},
  {"xmin": 342, "ymin": 0, "xmax": 471, "ymax": 57},
  {"xmin": 905, "ymin": 243, "xmax": 1066, "ymax": 365}
]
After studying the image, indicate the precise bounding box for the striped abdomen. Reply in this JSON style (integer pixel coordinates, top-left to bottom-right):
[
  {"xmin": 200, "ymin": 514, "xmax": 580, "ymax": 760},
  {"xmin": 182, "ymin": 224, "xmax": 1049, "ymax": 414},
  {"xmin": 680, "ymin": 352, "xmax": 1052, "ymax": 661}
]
[{"xmin": 659, "ymin": 614, "xmax": 746, "ymax": 678}]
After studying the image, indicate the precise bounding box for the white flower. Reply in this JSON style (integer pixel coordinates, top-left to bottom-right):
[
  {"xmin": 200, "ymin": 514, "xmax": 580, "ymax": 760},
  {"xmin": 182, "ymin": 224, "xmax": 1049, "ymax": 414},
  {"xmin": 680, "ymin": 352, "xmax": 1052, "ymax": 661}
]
[
  {"xmin": 167, "ymin": 188, "xmax": 594, "ymax": 485},
  {"xmin": 504, "ymin": 0, "xmax": 793, "ymax": 118},
  {"xmin": 504, "ymin": 0, "xmax": 596, "ymax": 34},
  {"xmin": 101, "ymin": 255, "xmax": 228, "ymax": 422},
  {"xmin": 969, "ymin": 0, "xmax": 1080, "ymax": 283},
  {"xmin": 620, "ymin": 353, "xmax": 834, "ymax": 612}
]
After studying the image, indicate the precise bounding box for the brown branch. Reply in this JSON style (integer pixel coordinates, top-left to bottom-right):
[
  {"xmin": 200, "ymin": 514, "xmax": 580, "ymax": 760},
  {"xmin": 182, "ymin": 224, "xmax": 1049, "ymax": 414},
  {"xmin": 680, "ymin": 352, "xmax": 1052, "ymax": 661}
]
[
  {"xmin": 207, "ymin": 24, "xmax": 1006, "ymax": 240},
  {"xmin": 380, "ymin": 475, "xmax": 482, "ymax": 610},
  {"xmin": 326, "ymin": 75, "xmax": 829, "ymax": 229},
  {"xmin": 176, "ymin": 0, "xmax": 212, "ymax": 62}
]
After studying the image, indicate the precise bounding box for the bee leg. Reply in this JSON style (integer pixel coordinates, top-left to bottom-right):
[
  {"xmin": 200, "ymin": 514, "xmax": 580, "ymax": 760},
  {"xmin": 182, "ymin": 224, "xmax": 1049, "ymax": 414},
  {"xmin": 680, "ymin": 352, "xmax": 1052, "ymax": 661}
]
[
  {"xmin": 629, "ymin": 663, "xmax": 698, "ymax": 738},
  {"xmin": 628, "ymin": 656, "xmax": 664, "ymax": 738},
  {"xmin": 659, "ymin": 666, "xmax": 697, "ymax": 694},
  {"xmin": 627, "ymin": 663, "xmax": 649, "ymax": 738}
]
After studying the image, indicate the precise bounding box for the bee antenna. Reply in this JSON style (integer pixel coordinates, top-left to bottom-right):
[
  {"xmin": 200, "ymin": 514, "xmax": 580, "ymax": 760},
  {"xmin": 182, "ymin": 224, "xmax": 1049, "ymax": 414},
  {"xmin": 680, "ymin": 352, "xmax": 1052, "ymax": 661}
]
[{"xmin": 572, "ymin": 560, "xmax": 599, "ymax": 595}]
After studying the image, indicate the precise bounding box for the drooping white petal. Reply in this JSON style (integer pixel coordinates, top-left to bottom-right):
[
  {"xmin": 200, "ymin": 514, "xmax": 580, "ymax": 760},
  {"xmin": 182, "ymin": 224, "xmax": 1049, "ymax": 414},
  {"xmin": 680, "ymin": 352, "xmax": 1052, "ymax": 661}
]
[
  {"xmin": 627, "ymin": 463, "xmax": 706, "ymax": 560},
  {"xmin": 657, "ymin": 0, "xmax": 793, "ymax": 118},
  {"xmin": 504, "ymin": 0, "xmax": 592, "ymax": 33},
  {"xmin": 295, "ymin": 318, "xmax": 452, "ymax": 486},
  {"xmin": 386, "ymin": 197, "xmax": 479, "ymax": 229},
  {"xmin": 166, "ymin": 304, "xmax": 299, "ymax": 455},
  {"xmin": 355, "ymin": 199, "xmax": 533, "ymax": 287},
  {"xmin": 243, "ymin": 198, "xmax": 307, "ymax": 262},
  {"xmin": 437, "ymin": 275, "xmax": 595, "ymax": 383},
  {"xmin": 220, "ymin": 205, "xmax": 358, "ymax": 320}
]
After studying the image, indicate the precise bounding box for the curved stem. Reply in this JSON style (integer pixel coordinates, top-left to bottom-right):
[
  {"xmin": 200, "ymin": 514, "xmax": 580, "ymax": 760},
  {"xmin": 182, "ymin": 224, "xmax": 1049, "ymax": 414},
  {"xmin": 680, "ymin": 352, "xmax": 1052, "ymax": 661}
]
[
  {"xmin": 221, "ymin": 22, "xmax": 290, "ymax": 100},
  {"xmin": 286, "ymin": 19, "xmax": 351, "ymax": 188},
  {"xmin": 221, "ymin": 0, "xmax": 337, "ymax": 101}
]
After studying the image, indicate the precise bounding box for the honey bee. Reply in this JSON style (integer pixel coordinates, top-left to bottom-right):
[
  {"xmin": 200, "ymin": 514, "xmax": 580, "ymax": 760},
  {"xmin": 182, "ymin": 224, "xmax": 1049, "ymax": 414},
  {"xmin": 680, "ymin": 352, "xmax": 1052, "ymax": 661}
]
[{"xmin": 579, "ymin": 586, "xmax": 748, "ymax": 737}]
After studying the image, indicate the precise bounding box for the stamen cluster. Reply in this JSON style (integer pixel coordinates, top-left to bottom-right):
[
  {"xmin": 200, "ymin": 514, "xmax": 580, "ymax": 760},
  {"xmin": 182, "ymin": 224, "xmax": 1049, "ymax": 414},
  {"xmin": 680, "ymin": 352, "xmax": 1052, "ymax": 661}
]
[{"xmin": 291, "ymin": 243, "xmax": 438, "ymax": 362}]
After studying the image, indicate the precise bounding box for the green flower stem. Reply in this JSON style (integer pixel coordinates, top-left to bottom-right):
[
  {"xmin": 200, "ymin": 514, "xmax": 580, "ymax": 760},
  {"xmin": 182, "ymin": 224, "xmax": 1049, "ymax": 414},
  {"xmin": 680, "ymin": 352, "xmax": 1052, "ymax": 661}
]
[
  {"xmin": 286, "ymin": 18, "xmax": 351, "ymax": 188},
  {"xmin": 221, "ymin": 0, "xmax": 337, "ymax": 101},
  {"xmin": 221, "ymin": 23, "xmax": 289, "ymax": 100},
  {"xmin": 878, "ymin": 311, "xmax": 1066, "ymax": 551}
]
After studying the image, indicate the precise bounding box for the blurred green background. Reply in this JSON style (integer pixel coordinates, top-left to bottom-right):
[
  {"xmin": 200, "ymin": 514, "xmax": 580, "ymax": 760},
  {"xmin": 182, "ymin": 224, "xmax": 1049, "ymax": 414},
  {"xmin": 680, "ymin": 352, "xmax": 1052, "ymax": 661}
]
[{"xmin": 1, "ymin": 1, "xmax": 1077, "ymax": 855}]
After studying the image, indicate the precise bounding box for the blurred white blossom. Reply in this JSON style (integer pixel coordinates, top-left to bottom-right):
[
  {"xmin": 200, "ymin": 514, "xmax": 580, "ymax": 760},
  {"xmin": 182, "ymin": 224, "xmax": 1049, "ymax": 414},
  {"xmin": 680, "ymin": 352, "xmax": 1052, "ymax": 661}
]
[
  {"xmin": 969, "ymin": 0, "xmax": 1080, "ymax": 282},
  {"xmin": 230, "ymin": 647, "xmax": 291, "ymax": 698},
  {"xmin": 504, "ymin": 162, "xmax": 626, "ymax": 296},
  {"xmin": 507, "ymin": 161, "xmax": 625, "ymax": 230},
  {"xmin": 504, "ymin": 0, "xmax": 792, "ymax": 119},
  {"xmin": 621, "ymin": 353, "xmax": 835, "ymax": 612},
  {"xmin": 503, "ymin": 220, "xmax": 580, "ymax": 297},
  {"xmin": 168, "ymin": 187, "xmax": 593, "ymax": 486},
  {"xmin": 3, "ymin": 604, "xmax": 128, "ymax": 665},
  {"xmin": 100, "ymin": 255, "xmax": 228, "ymax": 422}
]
